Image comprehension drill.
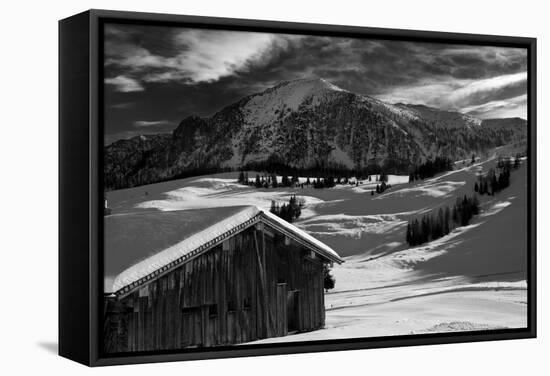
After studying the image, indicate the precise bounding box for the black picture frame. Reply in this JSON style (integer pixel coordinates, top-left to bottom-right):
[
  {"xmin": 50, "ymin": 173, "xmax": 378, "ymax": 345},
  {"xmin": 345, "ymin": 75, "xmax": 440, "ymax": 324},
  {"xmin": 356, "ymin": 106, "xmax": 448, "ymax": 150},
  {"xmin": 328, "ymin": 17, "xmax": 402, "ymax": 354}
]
[{"xmin": 59, "ymin": 9, "xmax": 537, "ymax": 367}]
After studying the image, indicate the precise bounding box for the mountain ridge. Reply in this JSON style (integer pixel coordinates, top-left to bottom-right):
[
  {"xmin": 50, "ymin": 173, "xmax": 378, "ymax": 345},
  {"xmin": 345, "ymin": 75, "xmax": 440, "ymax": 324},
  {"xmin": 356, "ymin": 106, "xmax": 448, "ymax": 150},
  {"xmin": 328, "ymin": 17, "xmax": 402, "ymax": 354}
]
[{"xmin": 104, "ymin": 78, "xmax": 527, "ymax": 190}]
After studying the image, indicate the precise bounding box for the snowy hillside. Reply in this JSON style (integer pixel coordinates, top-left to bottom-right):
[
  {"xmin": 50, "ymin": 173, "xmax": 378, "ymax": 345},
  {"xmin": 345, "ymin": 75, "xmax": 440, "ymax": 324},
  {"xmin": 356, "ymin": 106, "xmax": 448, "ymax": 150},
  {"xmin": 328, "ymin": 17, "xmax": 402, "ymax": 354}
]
[{"xmin": 105, "ymin": 147, "xmax": 528, "ymax": 339}]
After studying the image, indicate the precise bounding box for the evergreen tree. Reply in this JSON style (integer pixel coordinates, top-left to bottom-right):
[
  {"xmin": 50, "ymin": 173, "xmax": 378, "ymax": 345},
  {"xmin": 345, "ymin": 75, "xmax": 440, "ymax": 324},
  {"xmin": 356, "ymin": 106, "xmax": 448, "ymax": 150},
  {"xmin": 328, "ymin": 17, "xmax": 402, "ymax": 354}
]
[
  {"xmin": 436, "ymin": 208, "xmax": 445, "ymax": 239},
  {"xmin": 410, "ymin": 156, "xmax": 453, "ymax": 180},
  {"xmin": 472, "ymin": 195, "xmax": 480, "ymax": 215},
  {"xmin": 255, "ymin": 174, "xmax": 262, "ymax": 188},
  {"xmin": 452, "ymin": 204, "xmax": 459, "ymax": 225},
  {"xmin": 444, "ymin": 206, "xmax": 451, "ymax": 235},
  {"xmin": 323, "ymin": 265, "xmax": 336, "ymax": 292},
  {"xmin": 413, "ymin": 219, "xmax": 421, "ymax": 246},
  {"xmin": 491, "ymin": 174, "xmax": 498, "ymax": 195},
  {"xmin": 270, "ymin": 200, "xmax": 277, "ymax": 214},
  {"xmin": 314, "ymin": 177, "xmax": 324, "ymax": 189},
  {"xmin": 406, "ymin": 195, "xmax": 479, "ymax": 247},
  {"xmin": 282, "ymin": 174, "xmax": 290, "ymax": 187},
  {"xmin": 421, "ymin": 216, "xmax": 430, "ymax": 243}
]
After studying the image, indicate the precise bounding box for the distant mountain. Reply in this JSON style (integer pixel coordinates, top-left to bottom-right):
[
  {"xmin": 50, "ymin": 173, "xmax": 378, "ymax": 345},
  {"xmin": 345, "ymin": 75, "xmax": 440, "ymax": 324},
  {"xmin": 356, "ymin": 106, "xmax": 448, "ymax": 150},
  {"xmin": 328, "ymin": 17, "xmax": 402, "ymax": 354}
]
[
  {"xmin": 480, "ymin": 117, "xmax": 528, "ymax": 130},
  {"xmin": 104, "ymin": 78, "xmax": 527, "ymax": 190},
  {"xmin": 394, "ymin": 104, "xmax": 482, "ymax": 129}
]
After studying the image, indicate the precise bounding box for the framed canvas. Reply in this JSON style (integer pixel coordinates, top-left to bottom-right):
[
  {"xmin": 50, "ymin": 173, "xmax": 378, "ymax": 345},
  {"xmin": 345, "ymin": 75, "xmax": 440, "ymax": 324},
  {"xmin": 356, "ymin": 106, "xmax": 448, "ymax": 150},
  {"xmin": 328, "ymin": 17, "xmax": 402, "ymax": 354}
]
[{"xmin": 59, "ymin": 9, "xmax": 537, "ymax": 366}]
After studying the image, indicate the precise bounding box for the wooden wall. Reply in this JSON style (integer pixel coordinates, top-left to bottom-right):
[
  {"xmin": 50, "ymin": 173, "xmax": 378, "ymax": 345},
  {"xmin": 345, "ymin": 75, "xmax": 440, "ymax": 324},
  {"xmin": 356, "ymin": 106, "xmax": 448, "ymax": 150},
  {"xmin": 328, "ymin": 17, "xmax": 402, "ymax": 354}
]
[{"xmin": 103, "ymin": 223, "xmax": 327, "ymax": 353}]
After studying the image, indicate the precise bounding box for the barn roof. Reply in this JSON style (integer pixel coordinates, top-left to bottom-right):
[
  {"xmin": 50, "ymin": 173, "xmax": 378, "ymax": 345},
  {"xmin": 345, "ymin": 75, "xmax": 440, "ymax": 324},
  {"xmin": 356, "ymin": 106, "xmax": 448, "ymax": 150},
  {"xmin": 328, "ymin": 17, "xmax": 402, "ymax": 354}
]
[{"xmin": 105, "ymin": 206, "xmax": 343, "ymax": 295}]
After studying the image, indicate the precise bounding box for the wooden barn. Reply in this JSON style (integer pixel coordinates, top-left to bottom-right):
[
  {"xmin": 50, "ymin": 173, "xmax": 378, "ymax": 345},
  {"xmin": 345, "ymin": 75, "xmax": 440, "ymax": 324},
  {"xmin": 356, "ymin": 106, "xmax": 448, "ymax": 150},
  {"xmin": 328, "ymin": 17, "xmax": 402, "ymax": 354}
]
[{"xmin": 103, "ymin": 206, "xmax": 343, "ymax": 353}]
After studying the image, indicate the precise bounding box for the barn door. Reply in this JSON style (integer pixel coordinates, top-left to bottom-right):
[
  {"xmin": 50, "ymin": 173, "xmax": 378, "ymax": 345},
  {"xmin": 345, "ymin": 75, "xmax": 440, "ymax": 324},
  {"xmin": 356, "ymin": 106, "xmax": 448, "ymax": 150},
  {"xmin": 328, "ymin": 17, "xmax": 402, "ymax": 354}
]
[
  {"xmin": 287, "ymin": 290, "xmax": 299, "ymax": 333},
  {"xmin": 181, "ymin": 307, "xmax": 201, "ymax": 347}
]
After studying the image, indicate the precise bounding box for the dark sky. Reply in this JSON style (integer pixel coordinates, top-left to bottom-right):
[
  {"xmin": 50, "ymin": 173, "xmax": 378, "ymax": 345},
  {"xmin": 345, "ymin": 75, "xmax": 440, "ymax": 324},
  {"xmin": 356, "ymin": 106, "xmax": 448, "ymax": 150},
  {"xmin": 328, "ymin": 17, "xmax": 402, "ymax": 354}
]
[{"xmin": 104, "ymin": 23, "xmax": 528, "ymax": 145}]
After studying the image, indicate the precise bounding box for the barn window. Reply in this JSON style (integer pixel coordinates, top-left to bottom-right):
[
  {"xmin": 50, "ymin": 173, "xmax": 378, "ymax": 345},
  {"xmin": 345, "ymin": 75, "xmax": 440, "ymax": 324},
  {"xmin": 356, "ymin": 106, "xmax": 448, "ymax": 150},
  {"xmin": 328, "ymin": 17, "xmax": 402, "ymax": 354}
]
[
  {"xmin": 208, "ymin": 304, "xmax": 218, "ymax": 318},
  {"xmin": 227, "ymin": 300, "xmax": 236, "ymax": 313},
  {"xmin": 243, "ymin": 297, "xmax": 251, "ymax": 310}
]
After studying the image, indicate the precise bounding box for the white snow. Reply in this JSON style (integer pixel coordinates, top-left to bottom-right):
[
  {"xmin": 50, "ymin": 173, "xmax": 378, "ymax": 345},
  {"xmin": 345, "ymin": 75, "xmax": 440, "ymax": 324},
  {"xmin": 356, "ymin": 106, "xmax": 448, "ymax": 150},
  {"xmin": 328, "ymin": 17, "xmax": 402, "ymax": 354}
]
[
  {"xmin": 299, "ymin": 212, "xmax": 410, "ymax": 238},
  {"xmin": 390, "ymin": 223, "xmax": 483, "ymax": 266},
  {"xmin": 480, "ymin": 200, "xmax": 512, "ymax": 217},
  {"xmin": 386, "ymin": 174, "xmax": 412, "ymax": 185},
  {"xmin": 136, "ymin": 177, "xmax": 325, "ymax": 219},
  {"xmin": 327, "ymin": 174, "xmax": 410, "ymax": 193},
  {"xmin": 249, "ymin": 288, "xmax": 526, "ymax": 344},
  {"xmin": 260, "ymin": 209, "xmax": 343, "ymax": 263},
  {"xmin": 377, "ymin": 180, "xmax": 465, "ymax": 198},
  {"xmin": 106, "ymin": 155, "xmax": 528, "ymax": 338}
]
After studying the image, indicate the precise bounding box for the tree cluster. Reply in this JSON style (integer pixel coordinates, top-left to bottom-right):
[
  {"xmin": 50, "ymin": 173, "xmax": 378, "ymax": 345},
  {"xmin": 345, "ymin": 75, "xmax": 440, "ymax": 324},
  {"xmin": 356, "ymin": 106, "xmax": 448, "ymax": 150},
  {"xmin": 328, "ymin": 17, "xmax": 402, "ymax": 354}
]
[
  {"xmin": 375, "ymin": 181, "xmax": 391, "ymax": 194},
  {"xmin": 409, "ymin": 156, "xmax": 453, "ymax": 182},
  {"xmin": 474, "ymin": 166, "xmax": 511, "ymax": 196},
  {"xmin": 237, "ymin": 170, "xmax": 249, "ymax": 184},
  {"xmin": 312, "ymin": 176, "xmax": 336, "ymax": 189},
  {"xmin": 243, "ymin": 157, "xmax": 391, "ymax": 181},
  {"xmin": 238, "ymin": 171, "xmax": 302, "ymax": 188},
  {"xmin": 240, "ymin": 170, "xmax": 377, "ymax": 190},
  {"xmin": 270, "ymin": 195, "xmax": 304, "ymax": 223},
  {"xmin": 406, "ymin": 195, "xmax": 479, "ymax": 246}
]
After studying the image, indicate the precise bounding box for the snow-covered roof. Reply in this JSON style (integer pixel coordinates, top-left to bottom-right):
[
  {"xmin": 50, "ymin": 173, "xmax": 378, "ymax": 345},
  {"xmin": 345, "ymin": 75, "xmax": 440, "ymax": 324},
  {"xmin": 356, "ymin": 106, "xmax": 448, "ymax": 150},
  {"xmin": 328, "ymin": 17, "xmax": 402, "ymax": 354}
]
[{"xmin": 105, "ymin": 206, "xmax": 342, "ymax": 295}]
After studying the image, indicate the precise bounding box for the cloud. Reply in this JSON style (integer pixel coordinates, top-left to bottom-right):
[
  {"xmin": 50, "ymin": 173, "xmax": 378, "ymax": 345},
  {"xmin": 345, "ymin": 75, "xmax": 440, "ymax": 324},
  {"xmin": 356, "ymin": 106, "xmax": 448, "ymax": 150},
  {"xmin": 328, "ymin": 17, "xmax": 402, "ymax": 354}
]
[
  {"xmin": 447, "ymin": 72, "xmax": 527, "ymax": 107},
  {"xmin": 375, "ymin": 71, "xmax": 527, "ymax": 118},
  {"xmin": 105, "ymin": 25, "xmax": 295, "ymax": 89},
  {"xmin": 461, "ymin": 94, "xmax": 527, "ymax": 119},
  {"xmin": 104, "ymin": 75, "xmax": 144, "ymax": 92},
  {"xmin": 133, "ymin": 120, "xmax": 174, "ymax": 127}
]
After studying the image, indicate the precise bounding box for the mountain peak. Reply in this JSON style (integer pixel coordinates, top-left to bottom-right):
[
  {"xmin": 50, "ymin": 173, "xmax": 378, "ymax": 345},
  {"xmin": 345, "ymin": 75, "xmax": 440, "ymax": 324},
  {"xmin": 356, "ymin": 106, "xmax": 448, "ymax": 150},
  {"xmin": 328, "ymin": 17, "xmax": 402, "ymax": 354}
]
[
  {"xmin": 242, "ymin": 77, "xmax": 347, "ymax": 125},
  {"xmin": 272, "ymin": 77, "xmax": 347, "ymax": 94}
]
